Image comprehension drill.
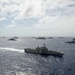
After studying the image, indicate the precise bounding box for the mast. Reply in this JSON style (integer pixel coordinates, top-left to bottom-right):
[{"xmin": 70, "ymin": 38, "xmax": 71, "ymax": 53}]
[{"xmin": 43, "ymin": 43, "xmax": 45, "ymax": 47}]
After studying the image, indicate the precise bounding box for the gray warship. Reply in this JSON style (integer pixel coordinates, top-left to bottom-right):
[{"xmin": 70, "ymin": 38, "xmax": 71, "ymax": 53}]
[
  {"xmin": 35, "ymin": 37, "xmax": 46, "ymax": 39},
  {"xmin": 8, "ymin": 38, "xmax": 16, "ymax": 41},
  {"xmin": 65, "ymin": 38, "xmax": 75, "ymax": 44},
  {"xmin": 25, "ymin": 44, "xmax": 64, "ymax": 57}
]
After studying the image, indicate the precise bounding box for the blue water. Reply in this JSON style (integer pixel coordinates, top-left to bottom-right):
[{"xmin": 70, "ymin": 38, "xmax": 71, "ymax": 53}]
[{"xmin": 0, "ymin": 37, "xmax": 75, "ymax": 75}]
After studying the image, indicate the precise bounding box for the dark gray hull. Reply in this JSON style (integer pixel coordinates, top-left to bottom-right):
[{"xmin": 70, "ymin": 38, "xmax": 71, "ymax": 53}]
[
  {"xmin": 65, "ymin": 42, "xmax": 75, "ymax": 44},
  {"xmin": 25, "ymin": 49, "xmax": 64, "ymax": 57}
]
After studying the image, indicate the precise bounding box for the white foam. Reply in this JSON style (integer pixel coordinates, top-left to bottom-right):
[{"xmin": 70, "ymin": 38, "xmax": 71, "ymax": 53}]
[{"xmin": 0, "ymin": 47, "xmax": 24, "ymax": 53}]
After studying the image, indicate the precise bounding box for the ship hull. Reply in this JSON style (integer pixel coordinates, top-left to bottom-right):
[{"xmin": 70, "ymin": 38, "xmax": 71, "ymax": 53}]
[
  {"xmin": 25, "ymin": 49, "xmax": 64, "ymax": 57},
  {"xmin": 65, "ymin": 42, "xmax": 75, "ymax": 44}
]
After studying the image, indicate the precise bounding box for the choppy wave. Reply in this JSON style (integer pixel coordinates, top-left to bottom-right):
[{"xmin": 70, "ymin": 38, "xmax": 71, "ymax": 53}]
[{"xmin": 0, "ymin": 47, "xmax": 24, "ymax": 53}]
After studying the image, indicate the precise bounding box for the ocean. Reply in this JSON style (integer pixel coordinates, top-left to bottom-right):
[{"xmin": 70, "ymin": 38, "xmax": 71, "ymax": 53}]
[{"xmin": 0, "ymin": 37, "xmax": 75, "ymax": 75}]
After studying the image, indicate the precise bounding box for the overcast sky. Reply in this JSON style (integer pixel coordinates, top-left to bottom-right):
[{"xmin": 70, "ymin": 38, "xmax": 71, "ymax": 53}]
[{"xmin": 0, "ymin": 0, "xmax": 75, "ymax": 37}]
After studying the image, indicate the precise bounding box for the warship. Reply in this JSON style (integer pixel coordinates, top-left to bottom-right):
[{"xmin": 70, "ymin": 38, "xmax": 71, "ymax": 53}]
[
  {"xmin": 48, "ymin": 37, "xmax": 54, "ymax": 39},
  {"xmin": 35, "ymin": 37, "xmax": 46, "ymax": 39},
  {"xmin": 65, "ymin": 38, "xmax": 75, "ymax": 44},
  {"xmin": 8, "ymin": 38, "xmax": 17, "ymax": 41},
  {"xmin": 25, "ymin": 44, "xmax": 64, "ymax": 57}
]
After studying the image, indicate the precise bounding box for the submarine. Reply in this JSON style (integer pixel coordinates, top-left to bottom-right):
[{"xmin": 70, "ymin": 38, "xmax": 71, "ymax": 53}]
[{"xmin": 25, "ymin": 44, "xmax": 64, "ymax": 57}]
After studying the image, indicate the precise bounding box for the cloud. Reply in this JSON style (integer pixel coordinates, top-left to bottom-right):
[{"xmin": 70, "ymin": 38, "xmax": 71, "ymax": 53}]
[
  {"xmin": 34, "ymin": 15, "xmax": 75, "ymax": 36},
  {"xmin": 0, "ymin": 0, "xmax": 75, "ymax": 36},
  {"xmin": 0, "ymin": 0, "xmax": 75, "ymax": 20},
  {"xmin": 5, "ymin": 21, "xmax": 17, "ymax": 29}
]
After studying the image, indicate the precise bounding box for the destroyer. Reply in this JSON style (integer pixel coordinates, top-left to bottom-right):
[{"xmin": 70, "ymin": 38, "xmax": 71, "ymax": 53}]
[{"xmin": 25, "ymin": 44, "xmax": 64, "ymax": 57}]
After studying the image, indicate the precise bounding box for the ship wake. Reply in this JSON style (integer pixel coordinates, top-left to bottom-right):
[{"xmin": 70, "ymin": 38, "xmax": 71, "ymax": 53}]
[{"xmin": 0, "ymin": 47, "xmax": 24, "ymax": 53}]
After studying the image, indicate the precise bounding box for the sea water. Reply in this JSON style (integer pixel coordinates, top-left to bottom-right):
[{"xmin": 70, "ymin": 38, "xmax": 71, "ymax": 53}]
[{"xmin": 0, "ymin": 37, "xmax": 75, "ymax": 75}]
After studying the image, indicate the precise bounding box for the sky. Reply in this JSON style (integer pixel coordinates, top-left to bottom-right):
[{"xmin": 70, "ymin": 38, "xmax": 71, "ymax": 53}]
[{"xmin": 0, "ymin": 0, "xmax": 75, "ymax": 37}]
